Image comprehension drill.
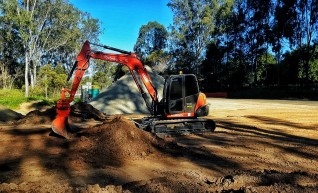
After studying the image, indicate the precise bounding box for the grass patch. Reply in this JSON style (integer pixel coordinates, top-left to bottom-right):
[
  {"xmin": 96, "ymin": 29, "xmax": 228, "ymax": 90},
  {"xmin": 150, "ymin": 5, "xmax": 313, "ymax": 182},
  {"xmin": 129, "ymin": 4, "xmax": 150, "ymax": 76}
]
[
  {"xmin": 26, "ymin": 96, "xmax": 56, "ymax": 106},
  {"xmin": 0, "ymin": 89, "xmax": 57, "ymax": 109},
  {"xmin": 0, "ymin": 89, "xmax": 26, "ymax": 109}
]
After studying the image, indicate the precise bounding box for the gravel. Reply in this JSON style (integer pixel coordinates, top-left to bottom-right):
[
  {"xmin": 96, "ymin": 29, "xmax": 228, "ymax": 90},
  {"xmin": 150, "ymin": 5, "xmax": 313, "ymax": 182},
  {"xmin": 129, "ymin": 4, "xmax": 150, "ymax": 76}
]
[{"xmin": 90, "ymin": 66, "xmax": 164, "ymax": 114}]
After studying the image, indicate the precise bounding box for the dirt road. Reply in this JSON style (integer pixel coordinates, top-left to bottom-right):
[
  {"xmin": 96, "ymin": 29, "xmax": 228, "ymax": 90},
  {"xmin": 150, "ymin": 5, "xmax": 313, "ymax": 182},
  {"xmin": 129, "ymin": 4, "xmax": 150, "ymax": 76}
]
[{"xmin": 0, "ymin": 99, "xmax": 317, "ymax": 192}]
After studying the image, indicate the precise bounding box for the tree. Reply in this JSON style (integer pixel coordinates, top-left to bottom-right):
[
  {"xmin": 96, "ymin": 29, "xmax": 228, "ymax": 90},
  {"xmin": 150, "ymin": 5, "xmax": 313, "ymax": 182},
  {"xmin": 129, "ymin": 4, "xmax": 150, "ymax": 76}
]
[
  {"xmin": 0, "ymin": 17, "xmax": 24, "ymax": 88},
  {"xmin": 92, "ymin": 60, "xmax": 116, "ymax": 89},
  {"xmin": 0, "ymin": 0, "xmax": 101, "ymax": 97},
  {"xmin": 295, "ymin": 0, "xmax": 318, "ymax": 82},
  {"xmin": 134, "ymin": 21, "xmax": 168, "ymax": 66},
  {"xmin": 201, "ymin": 41, "xmax": 227, "ymax": 91},
  {"xmin": 168, "ymin": 0, "xmax": 218, "ymax": 74},
  {"xmin": 37, "ymin": 63, "xmax": 67, "ymax": 98},
  {"xmin": 245, "ymin": 0, "xmax": 273, "ymax": 86}
]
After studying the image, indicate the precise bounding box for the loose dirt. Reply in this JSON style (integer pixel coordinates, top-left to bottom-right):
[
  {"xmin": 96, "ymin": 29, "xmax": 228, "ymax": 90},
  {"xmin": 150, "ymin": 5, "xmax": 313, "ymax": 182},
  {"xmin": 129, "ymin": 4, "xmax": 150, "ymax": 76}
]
[{"xmin": 0, "ymin": 99, "xmax": 317, "ymax": 192}]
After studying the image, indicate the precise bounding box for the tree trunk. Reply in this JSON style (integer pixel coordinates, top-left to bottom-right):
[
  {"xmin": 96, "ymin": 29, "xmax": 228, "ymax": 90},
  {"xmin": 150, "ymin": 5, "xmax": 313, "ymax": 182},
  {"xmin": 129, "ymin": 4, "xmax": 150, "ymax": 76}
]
[
  {"xmin": 30, "ymin": 68, "xmax": 34, "ymax": 89},
  {"xmin": 33, "ymin": 59, "xmax": 38, "ymax": 87},
  {"xmin": 25, "ymin": 52, "xmax": 29, "ymax": 97},
  {"xmin": 33, "ymin": 65, "xmax": 37, "ymax": 88},
  {"xmin": 45, "ymin": 74, "xmax": 48, "ymax": 99}
]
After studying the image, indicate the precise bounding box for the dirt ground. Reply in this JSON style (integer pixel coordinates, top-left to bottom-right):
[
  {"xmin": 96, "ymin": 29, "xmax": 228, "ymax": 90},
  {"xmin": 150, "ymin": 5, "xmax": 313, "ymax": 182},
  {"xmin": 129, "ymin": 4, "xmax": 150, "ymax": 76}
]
[{"xmin": 0, "ymin": 98, "xmax": 317, "ymax": 192}]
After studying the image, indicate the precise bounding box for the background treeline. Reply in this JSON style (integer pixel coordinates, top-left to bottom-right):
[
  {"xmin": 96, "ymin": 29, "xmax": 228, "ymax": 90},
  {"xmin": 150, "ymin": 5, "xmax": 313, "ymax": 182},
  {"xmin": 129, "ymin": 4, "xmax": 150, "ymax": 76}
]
[
  {"xmin": 0, "ymin": 0, "xmax": 101, "ymax": 98},
  {"xmin": 1, "ymin": 0, "xmax": 318, "ymax": 99},
  {"xmin": 134, "ymin": 0, "xmax": 318, "ymax": 93}
]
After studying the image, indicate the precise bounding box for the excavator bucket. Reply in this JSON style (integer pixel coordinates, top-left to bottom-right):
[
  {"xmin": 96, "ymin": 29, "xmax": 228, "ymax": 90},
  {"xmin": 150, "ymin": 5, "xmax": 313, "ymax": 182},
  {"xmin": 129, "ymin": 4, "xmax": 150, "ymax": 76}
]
[{"xmin": 51, "ymin": 99, "xmax": 71, "ymax": 139}]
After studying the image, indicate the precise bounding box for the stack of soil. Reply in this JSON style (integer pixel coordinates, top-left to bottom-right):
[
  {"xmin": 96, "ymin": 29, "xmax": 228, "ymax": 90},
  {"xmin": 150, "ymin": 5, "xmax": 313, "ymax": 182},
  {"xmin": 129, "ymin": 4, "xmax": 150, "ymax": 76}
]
[
  {"xmin": 68, "ymin": 115, "xmax": 171, "ymax": 167},
  {"xmin": 70, "ymin": 102, "xmax": 107, "ymax": 121},
  {"xmin": 16, "ymin": 102, "xmax": 107, "ymax": 125},
  {"xmin": 90, "ymin": 66, "xmax": 165, "ymax": 115},
  {"xmin": 0, "ymin": 105, "xmax": 24, "ymax": 123}
]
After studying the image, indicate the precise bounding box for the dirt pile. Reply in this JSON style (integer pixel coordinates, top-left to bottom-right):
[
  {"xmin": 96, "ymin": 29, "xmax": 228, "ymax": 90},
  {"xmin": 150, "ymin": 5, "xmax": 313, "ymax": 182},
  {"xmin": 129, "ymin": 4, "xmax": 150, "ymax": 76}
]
[
  {"xmin": 0, "ymin": 105, "xmax": 24, "ymax": 123},
  {"xmin": 70, "ymin": 102, "xmax": 107, "ymax": 121},
  {"xmin": 68, "ymin": 115, "xmax": 170, "ymax": 167},
  {"xmin": 16, "ymin": 107, "xmax": 56, "ymax": 125},
  {"xmin": 90, "ymin": 66, "xmax": 165, "ymax": 115},
  {"xmin": 16, "ymin": 102, "xmax": 107, "ymax": 125},
  {"xmin": 16, "ymin": 100, "xmax": 52, "ymax": 115}
]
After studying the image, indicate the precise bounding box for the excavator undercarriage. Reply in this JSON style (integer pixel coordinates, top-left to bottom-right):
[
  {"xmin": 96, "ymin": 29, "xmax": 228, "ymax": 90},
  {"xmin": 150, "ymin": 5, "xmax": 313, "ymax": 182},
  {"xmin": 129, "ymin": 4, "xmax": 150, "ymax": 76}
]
[{"xmin": 139, "ymin": 117, "xmax": 216, "ymax": 136}]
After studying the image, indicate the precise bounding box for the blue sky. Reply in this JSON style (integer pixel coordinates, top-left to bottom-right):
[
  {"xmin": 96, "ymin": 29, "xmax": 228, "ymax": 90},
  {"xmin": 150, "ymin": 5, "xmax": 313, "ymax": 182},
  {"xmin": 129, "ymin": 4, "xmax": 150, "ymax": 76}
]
[{"xmin": 69, "ymin": 0, "xmax": 173, "ymax": 52}]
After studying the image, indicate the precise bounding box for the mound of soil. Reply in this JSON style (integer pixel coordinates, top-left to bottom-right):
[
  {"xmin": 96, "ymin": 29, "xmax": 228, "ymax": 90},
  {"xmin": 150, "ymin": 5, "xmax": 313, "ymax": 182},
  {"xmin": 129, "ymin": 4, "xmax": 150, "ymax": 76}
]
[
  {"xmin": 70, "ymin": 102, "xmax": 107, "ymax": 121},
  {"xmin": 68, "ymin": 115, "xmax": 170, "ymax": 167},
  {"xmin": 0, "ymin": 105, "xmax": 24, "ymax": 123},
  {"xmin": 16, "ymin": 102, "xmax": 107, "ymax": 125},
  {"xmin": 16, "ymin": 108, "xmax": 56, "ymax": 125}
]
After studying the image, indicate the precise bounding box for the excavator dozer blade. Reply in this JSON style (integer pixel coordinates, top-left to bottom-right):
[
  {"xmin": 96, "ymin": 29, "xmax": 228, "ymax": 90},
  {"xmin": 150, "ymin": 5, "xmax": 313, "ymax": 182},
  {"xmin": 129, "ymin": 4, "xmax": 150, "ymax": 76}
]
[{"xmin": 51, "ymin": 106, "xmax": 71, "ymax": 139}]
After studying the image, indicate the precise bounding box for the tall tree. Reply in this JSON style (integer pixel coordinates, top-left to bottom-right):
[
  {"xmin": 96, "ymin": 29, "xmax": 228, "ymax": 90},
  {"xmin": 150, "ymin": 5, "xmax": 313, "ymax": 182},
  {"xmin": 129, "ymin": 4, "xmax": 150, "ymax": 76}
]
[
  {"xmin": 0, "ymin": 8, "xmax": 24, "ymax": 89},
  {"xmin": 212, "ymin": 0, "xmax": 249, "ymax": 88},
  {"xmin": 295, "ymin": 0, "xmax": 318, "ymax": 82},
  {"xmin": 168, "ymin": 0, "xmax": 218, "ymax": 74},
  {"xmin": 0, "ymin": 0, "xmax": 101, "ymax": 97},
  {"xmin": 271, "ymin": 0, "xmax": 298, "ymax": 85},
  {"xmin": 245, "ymin": 0, "xmax": 273, "ymax": 85},
  {"xmin": 134, "ymin": 21, "xmax": 168, "ymax": 66}
]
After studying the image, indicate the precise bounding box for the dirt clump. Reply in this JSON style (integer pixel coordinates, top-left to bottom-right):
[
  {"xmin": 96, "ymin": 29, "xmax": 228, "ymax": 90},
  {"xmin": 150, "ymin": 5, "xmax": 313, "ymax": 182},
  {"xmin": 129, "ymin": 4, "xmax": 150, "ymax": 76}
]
[
  {"xmin": 68, "ymin": 115, "xmax": 171, "ymax": 168},
  {"xmin": 70, "ymin": 101, "xmax": 107, "ymax": 121},
  {"xmin": 16, "ymin": 107, "xmax": 56, "ymax": 125},
  {"xmin": 15, "ymin": 102, "xmax": 107, "ymax": 125},
  {"xmin": 0, "ymin": 105, "xmax": 24, "ymax": 123}
]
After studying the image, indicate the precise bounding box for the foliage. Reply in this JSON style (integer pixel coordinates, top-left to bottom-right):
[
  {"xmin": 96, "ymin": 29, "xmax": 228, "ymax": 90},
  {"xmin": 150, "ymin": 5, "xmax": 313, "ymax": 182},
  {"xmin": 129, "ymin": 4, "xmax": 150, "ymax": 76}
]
[
  {"xmin": 37, "ymin": 63, "xmax": 67, "ymax": 98},
  {"xmin": 309, "ymin": 59, "xmax": 318, "ymax": 81},
  {"xmin": 146, "ymin": 50, "xmax": 170, "ymax": 74},
  {"xmin": 168, "ymin": 0, "xmax": 218, "ymax": 74},
  {"xmin": 113, "ymin": 65, "xmax": 130, "ymax": 82},
  {"xmin": 0, "ymin": 0, "xmax": 101, "ymax": 97},
  {"xmin": 92, "ymin": 61, "xmax": 116, "ymax": 89},
  {"xmin": 187, "ymin": 0, "xmax": 318, "ymax": 90},
  {"xmin": 1, "ymin": 0, "xmax": 318, "ymax": 99},
  {"xmin": 134, "ymin": 21, "xmax": 168, "ymax": 67}
]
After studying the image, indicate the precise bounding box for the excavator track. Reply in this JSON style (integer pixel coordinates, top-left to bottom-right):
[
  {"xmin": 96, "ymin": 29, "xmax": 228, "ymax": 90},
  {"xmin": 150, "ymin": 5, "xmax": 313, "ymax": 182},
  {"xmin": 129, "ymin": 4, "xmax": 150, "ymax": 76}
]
[{"xmin": 140, "ymin": 117, "xmax": 216, "ymax": 136}]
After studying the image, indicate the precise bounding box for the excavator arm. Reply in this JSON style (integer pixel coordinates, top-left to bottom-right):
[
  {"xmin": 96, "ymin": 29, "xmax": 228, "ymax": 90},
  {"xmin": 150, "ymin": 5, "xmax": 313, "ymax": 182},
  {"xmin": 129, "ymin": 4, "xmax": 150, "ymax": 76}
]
[{"xmin": 52, "ymin": 41, "xmax": 158, "ymax": 139}]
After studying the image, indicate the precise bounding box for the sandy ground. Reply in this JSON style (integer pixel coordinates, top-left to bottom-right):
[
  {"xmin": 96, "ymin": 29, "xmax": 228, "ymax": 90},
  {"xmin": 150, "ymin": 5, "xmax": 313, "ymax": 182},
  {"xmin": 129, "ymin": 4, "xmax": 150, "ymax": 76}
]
[{"xmin": 0, "ymin": 98, "xmax": 317, "ymax": 192}]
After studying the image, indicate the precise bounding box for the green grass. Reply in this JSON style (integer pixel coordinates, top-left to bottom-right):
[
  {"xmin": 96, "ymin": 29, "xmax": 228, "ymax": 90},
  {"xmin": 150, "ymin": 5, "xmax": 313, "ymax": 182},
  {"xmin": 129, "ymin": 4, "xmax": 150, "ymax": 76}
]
[
  {"xmin": 0, "ymin": 89, "xmax": 26, "ymax": 109},
  {"xmin": 0, "ymin": 89, "xmax": 56, "ymax": 109}
]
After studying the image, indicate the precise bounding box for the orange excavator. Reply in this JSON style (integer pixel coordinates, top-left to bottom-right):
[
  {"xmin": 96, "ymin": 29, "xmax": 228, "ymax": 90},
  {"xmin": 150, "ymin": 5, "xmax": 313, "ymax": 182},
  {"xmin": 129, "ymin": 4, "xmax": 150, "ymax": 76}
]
[{"xmin": 52, "ymin": 41, "xmax": 215, "ymax": 139}]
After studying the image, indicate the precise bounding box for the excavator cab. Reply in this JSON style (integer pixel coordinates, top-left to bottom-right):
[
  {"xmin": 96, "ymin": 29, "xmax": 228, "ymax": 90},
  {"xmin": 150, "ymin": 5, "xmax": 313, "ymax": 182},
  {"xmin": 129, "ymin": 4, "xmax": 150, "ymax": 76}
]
[
  {"xmin": 163, "ymin": 74, "xmax": 209, "ymax": 118},
  {"xmin": 164, "ymin": 74, "xmax": 198, "ymax": 114},
  {"xmin": 143, "ymin": 74, "xmax": 214, "ymax": 135}
]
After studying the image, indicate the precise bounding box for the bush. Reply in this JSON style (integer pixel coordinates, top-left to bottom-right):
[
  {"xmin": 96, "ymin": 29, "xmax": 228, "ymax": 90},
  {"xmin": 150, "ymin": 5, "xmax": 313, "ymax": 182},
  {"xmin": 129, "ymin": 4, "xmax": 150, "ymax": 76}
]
[{"xmin": 29, "ymin": 86, "xmax": 45, "ymax": 97}]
